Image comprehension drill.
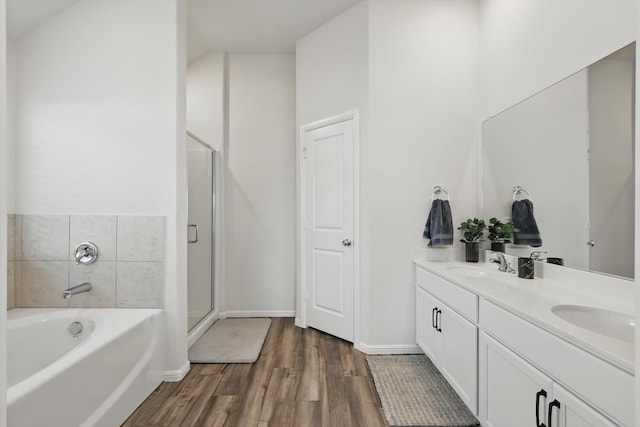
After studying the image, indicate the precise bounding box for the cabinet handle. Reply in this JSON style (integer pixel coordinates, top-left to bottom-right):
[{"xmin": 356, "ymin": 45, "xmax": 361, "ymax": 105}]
[
  {"xmin": 547, "ymin": 399, "xmax": 560, "ymax": 427},
  {"xmin": 535, "ymin": 389, "xmax": 547, "ymax": 427},
  {"xmin": 432, "ymin": 307, "xmax": 437, "ymax": 329},
  {"xmin": 436, "ymin": 309, "xmax": 442, "ymax": 332}
]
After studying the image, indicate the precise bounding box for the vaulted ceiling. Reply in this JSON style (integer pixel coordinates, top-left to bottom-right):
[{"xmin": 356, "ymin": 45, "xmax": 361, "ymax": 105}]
[
  {"xmin": 187, "ymin": 0, "xmax": 361, "ymax": 62},
  {"xmin": 6, "ymin": 0, "xmax": 361, "ymax": 63}
]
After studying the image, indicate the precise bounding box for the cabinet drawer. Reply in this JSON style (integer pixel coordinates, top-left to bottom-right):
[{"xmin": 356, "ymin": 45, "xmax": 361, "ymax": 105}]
[
  {"xmin": 480, "ymin": 299, "xmax": 633, "ymax": 426},
  {"xmin": 416, "ymin": 266, "xmax": 478, "ymax": 322}
]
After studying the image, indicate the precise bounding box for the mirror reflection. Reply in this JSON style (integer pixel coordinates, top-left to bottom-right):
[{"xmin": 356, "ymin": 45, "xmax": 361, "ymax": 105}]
[{"xmin": 482, "ymin": 43, "xmax": 635, "ymax": 279}]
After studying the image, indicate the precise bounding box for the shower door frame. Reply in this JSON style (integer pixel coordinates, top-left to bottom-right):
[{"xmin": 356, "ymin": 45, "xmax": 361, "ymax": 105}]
[{"xmin": 186, "ymin": 131, "xmax": 221, "ymax": 347}]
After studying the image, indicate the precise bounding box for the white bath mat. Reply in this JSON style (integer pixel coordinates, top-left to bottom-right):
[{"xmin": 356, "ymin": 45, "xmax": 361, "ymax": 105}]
[{"xmin": 188, "ymin": 318, "xmax": 271, "ymax": 364}]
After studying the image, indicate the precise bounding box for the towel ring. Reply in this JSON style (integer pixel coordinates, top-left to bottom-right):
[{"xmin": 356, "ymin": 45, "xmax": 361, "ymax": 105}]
[
  {"xmin": 513, "ymin": 186, "xmax": 532, "ymax": 201},
  {"xmin": 431, "ymin": 186, "xmax": 450, "ymax": 201}
]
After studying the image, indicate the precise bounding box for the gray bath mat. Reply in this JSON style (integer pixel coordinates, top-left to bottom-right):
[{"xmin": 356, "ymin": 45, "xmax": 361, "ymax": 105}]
[
  {"xmin": 366, "ymin": 354, "xmax": 479, "ymax": 427},
  {"xmin": 189, "ymin": 318, "xmax": 271, "ymax": 363}
]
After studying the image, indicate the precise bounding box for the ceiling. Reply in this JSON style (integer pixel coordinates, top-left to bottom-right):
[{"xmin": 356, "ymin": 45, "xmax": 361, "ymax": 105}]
[
  {"xmin": 187, "ymin": 0, "xmax": 361, "ymax": 62},
  {"xmin": 6, "ymin": 0, "xmax": 79, "ymax": 39},
  {"xmin": 6, "ymin": 0, "xmax": 361, "ymax": 62}
]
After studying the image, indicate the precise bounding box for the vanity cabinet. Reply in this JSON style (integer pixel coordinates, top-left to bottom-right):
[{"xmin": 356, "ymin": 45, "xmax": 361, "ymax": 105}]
[
  {"xmin": 480, "ymin": 299, "xmax": 631, "ymax": 426},
  {"xmin": 415, "ymin": 267, "xmax": 478, "ymax": 414},
  {"xmin": 479, "ymin": 332, "xmax": 617, "ymax": 427}
]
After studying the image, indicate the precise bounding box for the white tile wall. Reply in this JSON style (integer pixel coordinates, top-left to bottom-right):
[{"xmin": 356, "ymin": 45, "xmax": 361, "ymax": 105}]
[
  {"xmin": 68, "ymin": 261, "xmax": 116, "ymax": 308},
  {"xmin": 7, "ymin": 261, "xmax": 15, "ymax": 310},
  {"xmin": 20, "ymin": 261, "xmax": 69, "ymax": 308},
  {"xmin": 70, "ymin": 215, "xmax": 117, "ymax": 261},
  {"xmin": 7, "ymin": 214, "xmax": 165, "ymax": 309},
  {"xmin": 116, "ymin": 216, "xmax": 165, "ymax": 262},
  {"xmin": 7, "ymin": 214, "xmax": 15, "ymax": 262},
  {"xmin": 21, "ymin": 215, "xmax": 70, "ymax": 261},
  {"xmin": 116, "ymin": 262, "xmax": 164, "ymax": 308}
]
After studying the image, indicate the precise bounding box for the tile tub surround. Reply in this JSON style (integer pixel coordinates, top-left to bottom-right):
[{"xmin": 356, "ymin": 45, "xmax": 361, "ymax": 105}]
[{"xmin": 7, "ymin": 214, "xmax": 165, "ymax": 309}]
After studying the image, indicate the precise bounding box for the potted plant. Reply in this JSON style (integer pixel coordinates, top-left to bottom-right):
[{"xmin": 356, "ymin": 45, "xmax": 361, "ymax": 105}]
[
  {"xmin": 487, "ymin": 217, "xmax": 518, "ymax": 253},
  {"xmin": 458, "ymin": 218, "xmax": 487, "ymax": 262}
]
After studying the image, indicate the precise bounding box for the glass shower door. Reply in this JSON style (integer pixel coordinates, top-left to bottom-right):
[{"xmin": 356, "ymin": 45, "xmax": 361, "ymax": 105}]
[{"xmin": 187, "ymin": 134, "xmax": 215, "ymax": 331}]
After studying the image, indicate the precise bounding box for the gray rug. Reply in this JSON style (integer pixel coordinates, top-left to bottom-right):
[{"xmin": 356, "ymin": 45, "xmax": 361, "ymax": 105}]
[
  {"xmin": 189, "ymin": 318, "xmax": 271, "ymax": 363},
  {"xmin": 366, "ymin": 354, "xmax": 479, "ymax": 427}
]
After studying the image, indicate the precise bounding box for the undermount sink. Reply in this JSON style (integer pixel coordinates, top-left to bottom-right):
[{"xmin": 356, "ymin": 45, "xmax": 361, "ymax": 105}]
[
  {"xmin": 551, "ymin": 305, "xmax": 635, "ymax": 343},
  {"xmin": 445, "ymin": 266, "xmax": 510, "ymax": 290}
]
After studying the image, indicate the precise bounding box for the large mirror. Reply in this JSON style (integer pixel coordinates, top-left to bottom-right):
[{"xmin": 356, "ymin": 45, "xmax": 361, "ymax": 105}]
[{"xmin": 482, "ymin": 43, "xmax": 635, "ymax": 279}]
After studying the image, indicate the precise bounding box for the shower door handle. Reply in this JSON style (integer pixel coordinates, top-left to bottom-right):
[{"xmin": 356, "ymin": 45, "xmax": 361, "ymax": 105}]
[{"xmin": 188, "ymin": 224, "xmax": 199, "ymax": 243}]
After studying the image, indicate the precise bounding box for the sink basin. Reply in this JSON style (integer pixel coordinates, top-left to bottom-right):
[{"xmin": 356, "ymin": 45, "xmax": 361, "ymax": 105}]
[
  {"xmin": 445, "ymin": 266, "xmax": 509, "ymax": 290},
  {"xmin": 551, "ymin": 305, "xmax": 635, "ymax": 343}
]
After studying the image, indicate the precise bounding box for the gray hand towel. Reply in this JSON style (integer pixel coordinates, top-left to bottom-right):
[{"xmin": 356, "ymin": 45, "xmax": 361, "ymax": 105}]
[
  {"xmin": 511, "ymin": 199, "xmax": 542, "ymax": 247},
  {"xmin": 423, "ymin": 199, "xmax": 454, "ymax": 247}
]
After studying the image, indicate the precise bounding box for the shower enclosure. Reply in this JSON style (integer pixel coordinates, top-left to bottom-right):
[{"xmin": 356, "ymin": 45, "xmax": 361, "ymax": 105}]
[{"xmin": 187, "ymin": 132, "xmax": 217, "ymax": 331}]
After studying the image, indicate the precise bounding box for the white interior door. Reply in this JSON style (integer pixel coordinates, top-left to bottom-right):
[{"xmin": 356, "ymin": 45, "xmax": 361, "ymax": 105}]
[{"xmin": 303, "ymin": 118, "xmax": 355, "ymax": 342}]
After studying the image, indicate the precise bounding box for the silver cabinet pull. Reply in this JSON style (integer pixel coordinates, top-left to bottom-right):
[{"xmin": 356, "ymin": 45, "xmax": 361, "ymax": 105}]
[
  {"xmin": 587, "ymin": 240, "xmax": 595, "ymax": 247},
  {"xmin": 188, "ymin": 224, "xmax": 199, "ymax": 243},
  {"xmin": 342, "ymin": 239, "xmax": 352, "ymax": 247}
]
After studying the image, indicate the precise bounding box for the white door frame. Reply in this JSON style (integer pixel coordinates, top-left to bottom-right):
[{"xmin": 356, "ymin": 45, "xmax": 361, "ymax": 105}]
[{"xmin": 296, "ymin": 110, "xmax": 360, "ymax": 347}]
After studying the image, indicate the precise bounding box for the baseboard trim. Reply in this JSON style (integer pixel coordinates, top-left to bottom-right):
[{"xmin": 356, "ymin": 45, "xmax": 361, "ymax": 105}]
[
  {"xmin": 223, "ymin": 310, "xmax": 296, "ymax": 318},
  {"xmin": 356, "ymin": 343, "xmax": 423, "ymax": 355},
  {"xmin": 294, "ymin": 317, "xmax": 306, "ymax": 328},
  {"xmin": 163, "ymin": 360, "xmax": 190, "ymax": 382},
  {"xmin": 187, "ymin": 310, "xmax": 219, "ymax": 349}
]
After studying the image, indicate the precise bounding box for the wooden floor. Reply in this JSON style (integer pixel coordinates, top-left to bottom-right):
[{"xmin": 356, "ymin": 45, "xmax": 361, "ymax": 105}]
[{"xmin": 122, "ymin": 318, "xmax": 389, "ymax": 427}]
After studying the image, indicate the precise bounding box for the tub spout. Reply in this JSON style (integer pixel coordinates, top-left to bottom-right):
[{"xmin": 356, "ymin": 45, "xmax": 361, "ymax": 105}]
[{"xmin": 63, "ymin": 282, "xmax": 92, "ymax": 300}]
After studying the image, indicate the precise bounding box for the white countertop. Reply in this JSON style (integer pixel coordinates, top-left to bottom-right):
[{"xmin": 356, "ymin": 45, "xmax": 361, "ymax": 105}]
[{"xmin": 414, "ymin": 257, "xmax": 635, "ymax": 374}]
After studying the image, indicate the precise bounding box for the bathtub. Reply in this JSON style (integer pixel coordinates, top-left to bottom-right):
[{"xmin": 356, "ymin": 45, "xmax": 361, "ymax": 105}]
[{"xmin": 7, "ymin": 308, "xmax": 164, "ymax": 427}]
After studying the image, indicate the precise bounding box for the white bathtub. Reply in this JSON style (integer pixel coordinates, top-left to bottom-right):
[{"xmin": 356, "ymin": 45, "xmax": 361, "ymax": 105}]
[{"xmin": 7, "ymin": 308, "xmax": 164, "ymax": 427}]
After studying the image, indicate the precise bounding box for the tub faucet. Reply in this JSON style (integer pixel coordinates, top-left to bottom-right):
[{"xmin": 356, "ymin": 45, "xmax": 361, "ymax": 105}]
[
  {"xmin": 490, "ymin": 252, "xmax": 515, "ymax": 273},
  {"xmin": 63, "ymin": 282, "xmax": 92, "ymax": 300}
]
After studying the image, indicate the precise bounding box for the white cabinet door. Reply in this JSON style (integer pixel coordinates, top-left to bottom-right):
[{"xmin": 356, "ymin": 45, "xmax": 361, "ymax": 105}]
[
  {"xmin": 479, "ymin": 332, "xmax": 553, "ymax": 427},
  {"xmin": 416, "ymin": 286, "xmax": 442, "ymax": 366},
  {"xmin": 440, "ymin": 304, "xmax": 477, "ymax": 414},
  {"xmin": 416, "ymin": 286, "xmax": 477, "ymax": 414},
  {"xmin": 553, "ymin": 384, "xmax": 618, "ymax": 427}
]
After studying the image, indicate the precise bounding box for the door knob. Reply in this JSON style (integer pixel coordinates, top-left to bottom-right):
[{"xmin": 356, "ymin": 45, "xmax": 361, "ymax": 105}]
[
  {"xmin": 587, "ymin": 240, "xmax": 595, "ymax": 247},
  {"xmin": 342, "ymin": 239, "xmax": 352, "ymax": 247}
]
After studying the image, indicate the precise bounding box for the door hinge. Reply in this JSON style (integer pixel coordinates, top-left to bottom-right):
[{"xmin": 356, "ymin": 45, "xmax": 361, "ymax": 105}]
[{"xmin": 302, "ymin": 145, "xmax": 307, "ymax": 159}]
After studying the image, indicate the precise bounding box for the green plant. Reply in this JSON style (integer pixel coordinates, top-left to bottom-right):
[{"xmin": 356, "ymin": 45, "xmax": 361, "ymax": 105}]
[
  {"xmin": 487, "ymin": 217, "xmax": 518, "ymax": 243},
  {"xmin": 458, "ymin": 218, "xmax": 487, "ymax": 243}
]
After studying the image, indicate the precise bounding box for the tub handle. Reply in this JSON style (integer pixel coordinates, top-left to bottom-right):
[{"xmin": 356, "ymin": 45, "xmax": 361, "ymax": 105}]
[{"xmin": 75, "ymin": 242, "xmax": 98, "ymax": 265}]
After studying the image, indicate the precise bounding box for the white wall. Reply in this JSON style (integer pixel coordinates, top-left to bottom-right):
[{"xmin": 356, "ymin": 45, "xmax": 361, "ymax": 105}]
[
  {"xmin": 6, "ymin": 41, "xmax": 13, "ymax": 214},
  {"xmin": 296, "ymin": 1, "xmax": 369, "ymax": 128},
  {"xmin": 13, "ymin": 0, "xmax": 177, "ymax": 215},
  {"xmin": 296, "ymin": 1, "xmax": 369, "ymax": 340},
  {"xmin": 480, "ymin": 0, "xmax": 636, "ymax": 118},
  {"xmin": 296, "ymin": 0, "xmax": 480, "ymax": 350},
  {"xmin": 0, "ymin": 0, "xmax": 8, "ymax": 423},
  {"xmin": 9, "ymin": 0, "xmax": 188, "ymax": 379},
  {"xmin": 186, "ymin": 51, "xmax": 224, "ymax": 149},
  {"xmin": 366, "ymin": 0, "xmax": 480, "ymax": 348},
  {"xmin": 225, "ymin": 54, "xmax": 296, "ymax": 316}
]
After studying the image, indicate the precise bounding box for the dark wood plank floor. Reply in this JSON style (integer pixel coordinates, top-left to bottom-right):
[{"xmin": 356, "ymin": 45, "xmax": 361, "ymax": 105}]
[{"xmin": 122, "ymin": 317, "xmax": 389, "ymax": 427}]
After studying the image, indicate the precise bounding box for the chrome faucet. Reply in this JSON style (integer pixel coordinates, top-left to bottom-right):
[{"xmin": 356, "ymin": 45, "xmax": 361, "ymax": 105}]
[
  {"xmin": 490, "ymin": 252, "xmax": 515, "ymax": 273},
  {"xmin": 63, "ymin": 282, "xmax": 92, "ymax": 300},
  {"xmin": 530, "ymin": 251, "xmax": 547, "ymax": 261}
]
